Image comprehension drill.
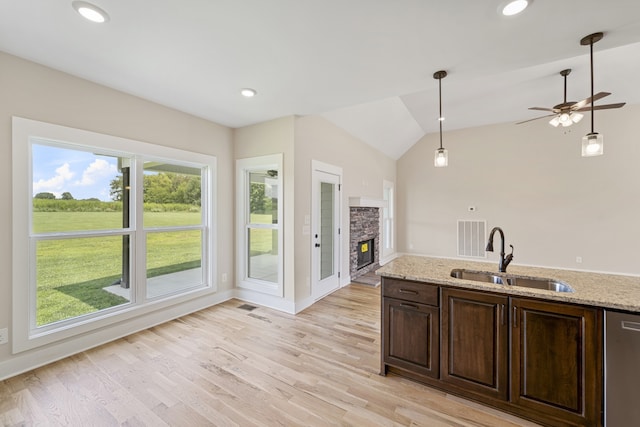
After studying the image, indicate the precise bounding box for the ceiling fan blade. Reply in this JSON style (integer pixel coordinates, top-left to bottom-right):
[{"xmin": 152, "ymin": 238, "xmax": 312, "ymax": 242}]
[
  {"xmin": 576, "ymin": 102, "xmax": 626, "ymax": 112},
  {"xmin": 516, "ymin": 114, "xmax": 556, "ymax": 125},
  {"xmin": 528, "ymin": 107, "xmax": 555, "ymax": 112},
  {"xmin": 573, "ymin": 92, "xmax": 611, "ymax": 109}
]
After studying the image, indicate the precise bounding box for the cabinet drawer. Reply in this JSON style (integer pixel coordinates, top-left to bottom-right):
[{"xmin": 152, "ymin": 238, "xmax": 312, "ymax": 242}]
[{"xmin": 383, "ymin": 278, "xmax": 438, "ymax": 306}]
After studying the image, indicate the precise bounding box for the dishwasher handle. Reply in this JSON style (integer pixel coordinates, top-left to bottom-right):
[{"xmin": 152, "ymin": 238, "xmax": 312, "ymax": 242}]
[{"xmin": 621, "ymin": 321, "xmax": 640, "ymax": 332}]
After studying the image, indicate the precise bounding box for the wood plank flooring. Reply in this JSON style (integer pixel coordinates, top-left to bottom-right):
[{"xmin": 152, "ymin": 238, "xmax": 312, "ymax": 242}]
[{"xmin": 0, "ymin": 284, "xmax": 540, "ymax": 426}]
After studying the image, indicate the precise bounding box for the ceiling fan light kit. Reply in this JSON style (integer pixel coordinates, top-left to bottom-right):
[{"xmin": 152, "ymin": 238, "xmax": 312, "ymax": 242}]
[{"xmin": 433, "ymin": 70, "xmax": 449, "ymax": 168}]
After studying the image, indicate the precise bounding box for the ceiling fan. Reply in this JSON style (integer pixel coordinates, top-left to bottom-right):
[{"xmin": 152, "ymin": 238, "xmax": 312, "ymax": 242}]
[{"xmin": 517, "ymin": 47, "xmax": 625, "ymax": 127}]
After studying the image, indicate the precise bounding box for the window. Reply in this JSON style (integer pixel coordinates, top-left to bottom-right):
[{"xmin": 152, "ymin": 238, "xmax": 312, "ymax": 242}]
[
  {"xmin": 236, "ymin": 154, "xmax": 283, "ymax": 296},
  {"xmin": 12, "ymin": 117, "xmax": 216, "ymax": 352},
  {"xmin": 382, "ymin": 180, "xmax": 395, "ymax": 260}
]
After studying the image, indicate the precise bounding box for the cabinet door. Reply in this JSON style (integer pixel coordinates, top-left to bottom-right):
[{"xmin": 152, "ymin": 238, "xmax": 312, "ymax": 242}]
[
  {"xmin": 383, "ymin": 298, "xmax": 439, "ymax": 378},
  {"xmin": 441, "ymin": 288, "xmax": 509, "ymax": 401},
  {"xmin": 511, "ymin": 298, "xmax": 603, "ymax": 426}
]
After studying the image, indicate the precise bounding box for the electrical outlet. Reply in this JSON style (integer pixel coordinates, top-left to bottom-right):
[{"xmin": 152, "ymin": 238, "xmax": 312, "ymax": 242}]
[
  {"xmin": 0, "ymin": 327, "xmax": 8, "ymax": 345},
  {"xmin": 222, "ymin": 273, "xmax": 228, "ymax": 283},
  {"xmin": 576, "ymin": 256, "xmax": 583, "ymax": 264}
]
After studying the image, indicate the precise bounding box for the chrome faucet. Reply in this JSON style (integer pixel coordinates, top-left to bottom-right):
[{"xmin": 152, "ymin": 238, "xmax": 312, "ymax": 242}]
[{"xmin": 485, "ymin": 227, "xmax": 514, "ymax": 273}]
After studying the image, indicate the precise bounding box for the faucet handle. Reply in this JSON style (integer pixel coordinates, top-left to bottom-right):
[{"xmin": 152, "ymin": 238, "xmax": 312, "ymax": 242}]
[{"xmin": 504, "ymin": 244, "xmax": 515, "ymax": 269}]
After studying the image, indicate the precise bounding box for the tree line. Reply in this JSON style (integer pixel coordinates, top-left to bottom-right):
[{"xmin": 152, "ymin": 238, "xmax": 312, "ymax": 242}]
[
  {"xmin": 34, "ymin": 172, "xmax": 201, "ymax": 206},
  {"xmin": 110, "ymin": 172, "xmax": 201, "ymax": 205}
]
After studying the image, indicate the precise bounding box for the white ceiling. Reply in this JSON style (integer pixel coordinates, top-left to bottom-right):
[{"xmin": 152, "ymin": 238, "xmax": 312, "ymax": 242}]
[{"xmin": 1, "ymin": 0, "xmax": 640, "ymax": 159}]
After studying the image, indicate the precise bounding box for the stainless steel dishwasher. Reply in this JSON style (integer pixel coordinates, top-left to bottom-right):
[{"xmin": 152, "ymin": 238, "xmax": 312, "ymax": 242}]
[{"xmin": 606, "ymin": 310, "xmax": 640, "ymax": 426}]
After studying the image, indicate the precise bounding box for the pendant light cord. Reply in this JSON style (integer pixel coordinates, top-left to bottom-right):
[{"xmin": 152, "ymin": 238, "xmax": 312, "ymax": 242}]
[
  {"xmin": 590, "ymin": 39, "xmax": 595, "ymax": 133},
  {"xmin": 438, "ymin": 76, "xmax": 443, "ymax": 150}
]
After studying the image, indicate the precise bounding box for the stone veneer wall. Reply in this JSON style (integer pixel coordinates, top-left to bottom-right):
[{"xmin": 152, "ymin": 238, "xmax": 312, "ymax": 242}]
[{"xmin": 350, "ymin": 207, "xmax": 380, "ymax": 280}]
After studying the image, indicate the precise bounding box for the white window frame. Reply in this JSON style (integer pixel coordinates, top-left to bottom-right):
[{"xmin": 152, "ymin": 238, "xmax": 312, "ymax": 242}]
[
  {"xmin": 382, "ymin": 179, "xmax": 395, "ymax": 260},
  {"xmin": 236, "ymin": 154, "xmax": 284, "ymax": 297},
  {"xmin": 12, "ymin": 117, "xmax": 217, "ymax": 353}
]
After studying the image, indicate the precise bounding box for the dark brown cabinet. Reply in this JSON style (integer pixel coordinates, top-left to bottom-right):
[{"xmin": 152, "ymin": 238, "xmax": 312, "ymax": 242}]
[
  {"xmin": 381, "ymin": 279, "xmax": 603, "ymax": 427},
  {"xmin": 441, "ymin": 288, "xmax": 509, "ymax": 401},
  {"xmin": 511, "ymin": 298, "xmax": 603, "ymax": 427},
  {"xmin": 381, "ymin": 278, "xmax": 439, "ymax": 379}
]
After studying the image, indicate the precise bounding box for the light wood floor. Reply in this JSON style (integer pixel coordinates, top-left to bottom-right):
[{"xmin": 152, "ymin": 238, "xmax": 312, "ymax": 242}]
[{"xmin": 0, "ymin": 284, "xmax": 540, "ymax": 426}]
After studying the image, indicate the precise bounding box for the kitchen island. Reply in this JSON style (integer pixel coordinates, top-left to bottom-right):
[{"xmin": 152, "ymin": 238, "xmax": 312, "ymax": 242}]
[{"xmin": 376, "ymin": 256, "xmax": 640, "ymax": 427}]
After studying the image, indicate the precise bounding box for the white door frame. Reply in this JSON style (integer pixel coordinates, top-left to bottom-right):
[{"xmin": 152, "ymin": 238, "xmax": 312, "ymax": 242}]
[{"xmin": 311, "ymin": 160, "xmax": 342, "ymax": 300}]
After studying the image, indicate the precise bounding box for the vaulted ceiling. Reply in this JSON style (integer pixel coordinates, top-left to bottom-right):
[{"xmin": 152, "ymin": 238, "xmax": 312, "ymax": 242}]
[{"xmin": 1, "ymin": 1, "xmax": 639, "ymax": 159}]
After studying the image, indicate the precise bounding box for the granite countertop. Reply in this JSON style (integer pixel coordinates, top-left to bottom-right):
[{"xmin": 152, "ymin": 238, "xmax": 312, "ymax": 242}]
[{"xmin": 376, "ymin": 255, "xmax": 640, "ymax": 313}]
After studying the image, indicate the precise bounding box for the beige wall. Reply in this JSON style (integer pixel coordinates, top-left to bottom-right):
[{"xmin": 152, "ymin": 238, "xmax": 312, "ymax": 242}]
[
  {"xmin": 397, "ymin": 104, "xmax": 640, "ymax": 275},
  {"xmin": 233, "ymin": 117, "xmax": 296, "ymax": 301},
  {"xmin": 0, "ymin": 52, "xmax": 234, "ymax": 375},
  {"xmin": 294, "ymin": 116, "xmax": 397, "ymax": 301}
]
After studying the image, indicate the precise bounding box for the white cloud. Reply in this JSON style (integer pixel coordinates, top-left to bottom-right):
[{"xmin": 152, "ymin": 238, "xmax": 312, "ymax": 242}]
[
  {"xmin": 33, "ymin": 163, "xmax": 74, "ymax": 195},
  {"xmin": 76, "ymin": 159, "xmax": 117, "ymax": 186}
]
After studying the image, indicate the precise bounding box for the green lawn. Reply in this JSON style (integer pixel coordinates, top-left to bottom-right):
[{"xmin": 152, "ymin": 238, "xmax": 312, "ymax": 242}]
[{"xmin": 34, "ymin": 210, "xmax": 202, "ymax": 326}]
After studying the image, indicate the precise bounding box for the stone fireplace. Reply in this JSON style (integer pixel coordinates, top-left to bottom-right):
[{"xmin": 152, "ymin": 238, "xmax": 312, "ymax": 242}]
[{"xmin": 349, "ymin": 197, "xmax": 384, "ymax": 281}]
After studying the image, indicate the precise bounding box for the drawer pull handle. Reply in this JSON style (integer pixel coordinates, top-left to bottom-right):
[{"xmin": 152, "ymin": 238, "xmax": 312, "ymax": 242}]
[
  {"xmin": 400, "ymin": 303, "xmax": 419, "ymax": 310},
  {"xmin": 513, "ymin": 306, "xmax": 518, "ymax": 328},
  {"xmin": 399, "ymin": 289, "xmax": 418, "ymax": 295}
]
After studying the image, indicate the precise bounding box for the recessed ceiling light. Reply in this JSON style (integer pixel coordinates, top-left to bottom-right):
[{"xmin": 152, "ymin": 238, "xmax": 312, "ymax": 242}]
[
  {"xmin": 502, "ymin": 0, "xmax": 529, "ymax": 16},
  {"xmin": 241, "ymin": 88, "xmax": 257, "ymax": 98},
  {"xmin": 72, "ymin": 1, "xmax": 110, "ymax": 23}
]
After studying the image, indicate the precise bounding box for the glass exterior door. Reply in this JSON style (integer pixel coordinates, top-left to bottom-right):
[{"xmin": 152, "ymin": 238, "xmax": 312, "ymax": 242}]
[{"xmin": 312, "ymin": 168, "xmax": 341, "ymax": 299}]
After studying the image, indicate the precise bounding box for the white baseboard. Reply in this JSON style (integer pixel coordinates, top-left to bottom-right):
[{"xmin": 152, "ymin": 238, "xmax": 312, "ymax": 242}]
[
  {"xmin": 341, "ymin": 274, "xmax": 352, "ymax": 287},
  {"xmin": 294, "ymin": 294, "xmax": 317, "ymax": 314}
]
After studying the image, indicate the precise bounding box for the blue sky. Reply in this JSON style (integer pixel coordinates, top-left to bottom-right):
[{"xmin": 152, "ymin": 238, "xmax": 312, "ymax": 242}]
[{"xmin": 32, "ymin": 144, "xmax": 120, "ymax": 201}]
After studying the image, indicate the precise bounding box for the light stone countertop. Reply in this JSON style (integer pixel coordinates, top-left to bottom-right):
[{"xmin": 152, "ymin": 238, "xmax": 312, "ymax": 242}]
[{"xmin": 376, "ymin": 255, "xmax": 640, "ymax": 313}]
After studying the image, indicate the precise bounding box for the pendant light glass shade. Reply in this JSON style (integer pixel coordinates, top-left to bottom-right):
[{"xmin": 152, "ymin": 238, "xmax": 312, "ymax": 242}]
[
  {"xmin": 582, "ymin": 132, "xmax": 603, "ymax": 157},
  {"xmin": 434, "ymin": 148, "xmax": 448, "ymax": 167}
]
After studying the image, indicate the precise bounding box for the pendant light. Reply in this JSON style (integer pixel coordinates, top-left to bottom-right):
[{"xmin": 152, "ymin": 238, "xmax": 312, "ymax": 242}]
[
  {"xmin": 580, "ymin": 32, "xmax": 604, "ymax": 157},
  {"xmin": 433, "ymin": 70, "xmax": 448, "ymax": 167}
]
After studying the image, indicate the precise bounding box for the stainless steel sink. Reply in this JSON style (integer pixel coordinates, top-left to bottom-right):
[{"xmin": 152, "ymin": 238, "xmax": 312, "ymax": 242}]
[
  {"xmin": 504, "ymin": 276, "xmax": 573, "ymax": 292},
  {"xmin": 450, "ymin": 269, "xmax": 574, "ymax": 293},
  {"xmin": 450, "ymin": 269, "xmax": 504, "ymax": 284}
]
